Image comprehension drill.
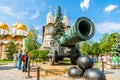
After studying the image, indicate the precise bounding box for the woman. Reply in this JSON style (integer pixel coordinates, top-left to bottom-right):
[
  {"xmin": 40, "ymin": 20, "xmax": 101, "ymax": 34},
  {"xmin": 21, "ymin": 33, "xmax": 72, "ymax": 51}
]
[
  {"xmin": 13, "ymin": 51, "xmax": 18, "ymax": 68},
  {"xmin": 18, "ymin": 50, "xmax": 22, "ymax": 70}
]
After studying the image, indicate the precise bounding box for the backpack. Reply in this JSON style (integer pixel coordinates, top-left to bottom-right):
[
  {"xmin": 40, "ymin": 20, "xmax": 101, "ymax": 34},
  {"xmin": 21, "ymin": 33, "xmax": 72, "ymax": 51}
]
[{"xmin": 21, "ymin": 55, "xmax": 25, "ymax": 61}]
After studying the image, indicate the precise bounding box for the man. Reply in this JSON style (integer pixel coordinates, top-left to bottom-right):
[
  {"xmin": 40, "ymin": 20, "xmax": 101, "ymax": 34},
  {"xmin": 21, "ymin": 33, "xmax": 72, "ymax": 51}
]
[
  {"xmin": 18, "ymin": 50, "xmax": 22, "ymax": 70},
  {"xmin": 22, "ymin": 51, "xmax": 30, "ymax": 72},
  {"xmin": 112, "ymin": 54, "xmax": 119, "ymax": 66},
  {"xmin": 98, "ymin": 55, "xmax": 102, "ymax": 67}
]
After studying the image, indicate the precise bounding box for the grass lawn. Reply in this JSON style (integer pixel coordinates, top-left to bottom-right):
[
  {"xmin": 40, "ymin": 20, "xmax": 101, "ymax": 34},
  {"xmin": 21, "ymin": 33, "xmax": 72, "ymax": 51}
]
[{"xmin": 0, "ymin": 60, "xmax": 13, "ymax": 65}]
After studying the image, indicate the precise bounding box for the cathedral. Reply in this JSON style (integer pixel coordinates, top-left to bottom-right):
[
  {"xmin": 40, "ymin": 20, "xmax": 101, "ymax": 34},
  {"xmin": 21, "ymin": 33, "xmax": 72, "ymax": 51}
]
[
  {"xmin": 0, "ymin": 22, "xmax": 28, "ymax": 60},
  {"xmin": 41, "ymin": 7, "xmax": 70, "ymax": 49}
]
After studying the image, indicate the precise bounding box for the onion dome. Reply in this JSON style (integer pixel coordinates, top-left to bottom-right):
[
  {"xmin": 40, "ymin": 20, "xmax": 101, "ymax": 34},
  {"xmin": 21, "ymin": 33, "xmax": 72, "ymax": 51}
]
[
  {"xmin": 17, "ymin": 23, "xmax": 27, "ymax": 31},
  {"xmin": 10, "ymin": 32, "xmax": 13, "ymax": 36},
  {"xmin": 46, "ymin": 6, "xmax": 54, "ymax": 24},
  {"xmin": 0, "ymin": 22, "xmax": 9, "ymax": 30},
  {"xmin": 12, "ymin": 22, "xmax": 19, "ymax": 28}
]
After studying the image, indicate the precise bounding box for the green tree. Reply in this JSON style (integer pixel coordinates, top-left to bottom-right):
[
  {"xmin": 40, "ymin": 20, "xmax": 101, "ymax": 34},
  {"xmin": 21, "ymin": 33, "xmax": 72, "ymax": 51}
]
[
  {"xmin": 108, "ymin": 32, "xmax": 119, "ymax": 51},
  {"xmin": 110, "ymin": 33, "xmax": 120, "ymax": 56},
  {"xmin": 99, "ymin": 33, "xmax": 118, "ymax": 54},
  {"xmin": 80, "ymin": 32, "xmax": 119, "ymax": 57},
  {"xmin": 6, "ymin": 41, "xmax": 18, "ymax": 59},
  {"xmin": 52, "ymin": 6, "xmax": 65, "ymax": 44},
  {"xmin": 90, "ymin": 42, "xmax": 100, "ymax": 56},
  {"xmin": 80, "ymin": 41, "xmax": 91, "ymax": 55},
  {"xmin": 99, "ymin": 33, "xmax": 110, "ymax": 54},
  {"xmin": 25, "ymin": 25, "xmax": 40, "ymax": 52}
]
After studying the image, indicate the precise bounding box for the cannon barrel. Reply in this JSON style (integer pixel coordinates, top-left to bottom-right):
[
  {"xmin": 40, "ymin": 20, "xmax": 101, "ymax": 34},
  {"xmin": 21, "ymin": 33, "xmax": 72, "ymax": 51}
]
[{"xmin": 59, "ymin": 17, "xmax": 95, "ymax": 46}]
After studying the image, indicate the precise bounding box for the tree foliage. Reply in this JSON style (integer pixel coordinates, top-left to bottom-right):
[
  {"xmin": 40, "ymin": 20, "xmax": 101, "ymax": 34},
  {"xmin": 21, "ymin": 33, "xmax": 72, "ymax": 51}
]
[
  {"xmin": 29, "ymin": 50, "xmax": 49, "ymax": 61},
  {"xmin": 6, "ymin": 41, "xmax": 18, "ymax": 59},
  {"xmin": 111, "ymin": 33, "xmax": 120, "ymax": 56},
  {"xmin": 80, "ymin": 41, "xmax": 91, "ymax": 55},
  {"xmin": 80, "ymin": 32, "xmax": 119, "ymax": 56},
  {"xmin": 52, "ymin": 6, "xmax": 65, "ymax": 44},
  {"xmin": 25, "ymin": 25, "xmax": 40, "ymax": 52},
  {"xmin": 99, "ymin": 33, "xmax": 110, "ymax": 53}
]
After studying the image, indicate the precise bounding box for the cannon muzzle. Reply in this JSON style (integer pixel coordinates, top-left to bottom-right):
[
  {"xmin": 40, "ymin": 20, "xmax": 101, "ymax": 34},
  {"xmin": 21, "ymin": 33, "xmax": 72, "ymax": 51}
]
[{"xmin": 59, "ymin": 17, "xmax": 95, "ymax": 46}]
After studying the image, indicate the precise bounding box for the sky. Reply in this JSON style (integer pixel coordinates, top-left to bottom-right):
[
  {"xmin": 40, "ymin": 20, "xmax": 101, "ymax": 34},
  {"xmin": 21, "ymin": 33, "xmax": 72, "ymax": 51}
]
[{"xmin": 0, "ymin": 0, "xmax": 120, "ymax": 44}]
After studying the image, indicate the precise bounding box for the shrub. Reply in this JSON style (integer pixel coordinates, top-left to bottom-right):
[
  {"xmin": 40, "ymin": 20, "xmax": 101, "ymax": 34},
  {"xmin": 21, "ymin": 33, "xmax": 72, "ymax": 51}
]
[{"xmin": 29, "ymin": 50, "xmax": 49, "ymax": 61}]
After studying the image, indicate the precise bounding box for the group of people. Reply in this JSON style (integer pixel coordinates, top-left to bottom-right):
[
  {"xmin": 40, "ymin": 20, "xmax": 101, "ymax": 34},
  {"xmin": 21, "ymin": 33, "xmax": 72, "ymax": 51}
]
[
  {"xmin": 13, "ymin": 50, "xmax": 30, "ymax": 72},
  {"xmin": 97, "ymin": 54, "xmax": 120, "ymax": 69}
]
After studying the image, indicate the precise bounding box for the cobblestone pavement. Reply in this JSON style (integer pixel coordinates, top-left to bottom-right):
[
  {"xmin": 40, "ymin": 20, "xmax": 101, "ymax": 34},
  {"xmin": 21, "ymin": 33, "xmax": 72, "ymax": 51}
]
[
  {"xmin": 105, "ymin": 69, "xmax": 120, "ymax": 80},
  {"xmin": 0, "ymin": 63, "xmax": 120, "ymax": 80},
  {"xmin": 0, "ymin": 63, "xmax": 36, "ymax": 80}
]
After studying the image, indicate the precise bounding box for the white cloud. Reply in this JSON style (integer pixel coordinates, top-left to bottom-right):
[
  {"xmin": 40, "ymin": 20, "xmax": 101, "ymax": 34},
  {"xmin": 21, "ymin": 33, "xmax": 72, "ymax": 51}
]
[
  {"xmin": 0, "ymin": 6, "xmax": 29, "ymax": 17},
  {"xmin": 35, "ymin": 27, "xmax": 40, "ymax": 30},
  {"xmin": 35, "ymin": 27, "xmax": 41, "ymax": 30},
  {"xmin": 104, "ymin": 4, "xmax": 118, "ymax": 13},
  {"xmin": 34, "ymin": 25, "xmax": 42, "ymax": 30},
  {"xmin": 80, "ymin": 0, "xmax": 90, "ymax": 11},
  {"xmin": 96, "ymin": 21, "xmax": 120, "ymax": 34},
  {"xmin": 0, "ymin": 6, "xmax": 14, "ymax": 16},
  {"xmin": 17, "ymin": 11, "xmax": 28, "ymax": 17},
  {"xmin": 30, "ymin": 10, "xmax": 40, "ymax": 19}
]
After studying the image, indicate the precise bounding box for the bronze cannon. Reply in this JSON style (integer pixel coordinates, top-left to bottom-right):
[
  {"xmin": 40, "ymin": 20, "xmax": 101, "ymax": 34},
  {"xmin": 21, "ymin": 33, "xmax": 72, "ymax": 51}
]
[{"xmin": 48, "ymin": 17, "xmax": 95, "ymax": 65}]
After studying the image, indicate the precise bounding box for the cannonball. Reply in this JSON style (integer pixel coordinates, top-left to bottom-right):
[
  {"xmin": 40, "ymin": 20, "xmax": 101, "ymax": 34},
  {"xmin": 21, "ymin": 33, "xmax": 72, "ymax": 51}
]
[
  {"xmin": 83, "ymin": 68, "xmax": 106, "ymax": 80},
  {"xmin": 68, "ymin": 66, "xmax": 83, "ymax": 77},
  {"xmin": 77, "ymin": 56, "xmax": 93, "ymax": 70}
]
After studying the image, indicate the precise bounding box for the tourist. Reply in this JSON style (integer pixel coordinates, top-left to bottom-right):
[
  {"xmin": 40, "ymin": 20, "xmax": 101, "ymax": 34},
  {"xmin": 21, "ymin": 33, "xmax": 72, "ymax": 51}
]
[
  {"xmin": 106, "ymin": 54, "xmax": 111, "ymax": 69},
  {"xmin": 112, "ymin": 54, "xmax": 119, "ymax": 66},
  {"xmin": 98, "ymin": 55, "xmax": 102, "ymax": 67},
  {"xmin": 18, "ymin": 50, "xmax": 23, "ymax": 70},
  {"xmin": 22, "ymin": 51, "xmax": 30, "ymax": 72},
  {"xmin": 13, "ymin": 51, "xmax": 18, "ymax": 68},
  {"xmin": 102, "ymin": 54, "xmax": 107, "ymax": 63},
  {"xmin": 102, "ymin": 54, "xmax": 107, "ymax": 69},
  {"xmin": 93, "ymin": 55, "xmax": 97, "ymax": 63},
  {"xmin": 119, "ymin": 57, "xmax": 120, "ymax": 65}
]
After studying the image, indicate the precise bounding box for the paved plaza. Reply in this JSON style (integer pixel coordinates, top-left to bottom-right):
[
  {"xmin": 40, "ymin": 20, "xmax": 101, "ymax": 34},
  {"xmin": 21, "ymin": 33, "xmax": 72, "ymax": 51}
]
[
  {"xmin": 0, "ymin": 63, "xmax": 120, "ymax": 80},
  {"xmin": 0, "ymin": 64, "xmax": 36, "ymax": 80}
]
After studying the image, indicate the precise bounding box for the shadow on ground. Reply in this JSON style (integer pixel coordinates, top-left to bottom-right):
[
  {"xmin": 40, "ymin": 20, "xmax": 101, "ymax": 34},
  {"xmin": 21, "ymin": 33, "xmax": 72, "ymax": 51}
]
[
  {"xmin": 54, "ymin": 61, "xmax": 74, "ymax": 66},
  {"xmin": 0, "ymin": 65, "xmax": 15, "ymax": 70},
  {"xmin": 104, "ymin": 71, "xmax": 115, "ymax": 74}
]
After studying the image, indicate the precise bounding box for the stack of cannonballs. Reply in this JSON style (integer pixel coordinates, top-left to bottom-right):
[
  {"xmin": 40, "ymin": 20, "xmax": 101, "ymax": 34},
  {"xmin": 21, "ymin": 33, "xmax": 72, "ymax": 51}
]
[{"xmin": 68, "ymin": 56, "xmax": 106, "ymax": 80}]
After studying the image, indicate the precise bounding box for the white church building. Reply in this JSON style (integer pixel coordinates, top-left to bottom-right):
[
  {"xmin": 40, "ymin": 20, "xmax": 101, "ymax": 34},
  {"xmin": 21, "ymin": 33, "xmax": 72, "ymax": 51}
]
[{"xmin": 41, "ymin": 7, "xmax": 70, "ymax": 49}]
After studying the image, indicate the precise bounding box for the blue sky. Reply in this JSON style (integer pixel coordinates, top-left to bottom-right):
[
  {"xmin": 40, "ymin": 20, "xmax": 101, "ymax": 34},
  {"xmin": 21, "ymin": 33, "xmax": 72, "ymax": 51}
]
[{"xmin": 0, "ymin": 0, "xmax": 120, "ymax": 44}]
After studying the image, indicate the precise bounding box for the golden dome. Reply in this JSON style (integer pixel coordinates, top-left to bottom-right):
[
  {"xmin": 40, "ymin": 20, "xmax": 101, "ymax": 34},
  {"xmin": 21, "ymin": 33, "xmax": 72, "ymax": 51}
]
[
  {"xmin": 0, "ymin": 22, "xmax": 9, "ymax": 30},
  {"xmin": 10, "ymin": 32, "xmax": 13, "ymax": 36},
  {"xmin": 26, "ymin": 32, "xmax": 31, "ymax": 36},
  {"xmin": 12, "ymin": 22, "xmax": 19, "ymax": 28},
  {"xmin": 17, "ymin": 24, "xmax": 27, "ymax": 31}
]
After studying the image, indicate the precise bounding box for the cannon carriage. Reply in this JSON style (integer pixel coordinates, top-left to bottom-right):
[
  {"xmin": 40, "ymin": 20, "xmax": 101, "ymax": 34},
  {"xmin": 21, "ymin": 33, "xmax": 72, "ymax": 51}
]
[{"xmin": 47, "ymin": 17, "xmax": 95, "ymax": 65}]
